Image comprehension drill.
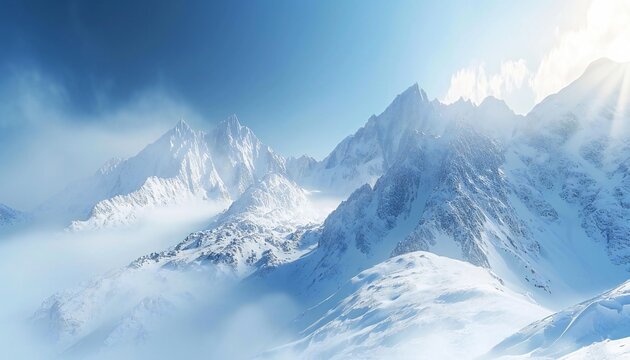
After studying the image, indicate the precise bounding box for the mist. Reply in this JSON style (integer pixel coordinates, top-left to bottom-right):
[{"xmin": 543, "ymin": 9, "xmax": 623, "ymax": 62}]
[
  {"xmin": 0, "ymin": 197, "xmax": 307, "ymax": 359},
  {"xmin": 0, "ymin": 68, "xmax": 206, "ymax": 210},
  {"xmin": 0, "ymin": 66, "xmax": 336, "ymax": 359}
]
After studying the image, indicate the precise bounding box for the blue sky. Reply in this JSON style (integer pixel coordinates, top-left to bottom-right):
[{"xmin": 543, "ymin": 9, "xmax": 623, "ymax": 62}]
[{"xmin": 3, "ymin": 0, "xmax": 629, "ymax": 208}]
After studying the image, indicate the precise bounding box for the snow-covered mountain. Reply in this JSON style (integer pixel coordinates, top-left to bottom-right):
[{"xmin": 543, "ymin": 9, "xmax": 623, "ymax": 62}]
[
  {"xmin": 36, "ymin": 116, "xmax": 285, "ymax": 230},
  {"xmin": 515, "ymin": 58, "xmax": 630, "ymax": 267},
  {"xmin": 287, "ymin": 124, "xmax": 548, "ymax": 300},
  {"xmin": 276, "ymin": 59, "xmax": 630, "ymax": 306},
  {"xmin": 287, "ymin": 84, "xmax": 434, "ymax": 195},
  {"xmin": 287, "ymin": 84, "xmax": 520, "ymax": 196},
  {"xmin": 32, "ymin": 172, "xmax": 329, "ymax": 350},
  {"xmin": 131, "ymin": 172, "xmax": 324, "ymax": 276},
  {"xmin": 28, "ymin": 58, "xmax": 630, "ymax": 359}
]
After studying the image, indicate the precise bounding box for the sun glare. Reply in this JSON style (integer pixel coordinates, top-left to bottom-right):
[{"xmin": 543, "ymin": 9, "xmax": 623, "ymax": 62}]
[
  {"xmin": 587, "ymin": 0, "xmax": 630, "ymax": 62},
  {"xmin": 611, "ymin": 67, "xmax": 630, "ymax": 136}
]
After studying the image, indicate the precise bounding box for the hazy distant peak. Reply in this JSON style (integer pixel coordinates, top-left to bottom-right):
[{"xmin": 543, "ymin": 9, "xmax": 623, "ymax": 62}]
[
  {"xmin": 583, "ymin": 57, "xmax": 628, "ymax": 74},
  {"xmin": 530, "ymin": 56, "xmax": 630, "ymax": 121},
  {"xmin": 166, "ymin": 118, "xmax": 197, "ymax": 141},
  {"xmin": 396, "ymin": 83, "xmax": 429, "ymax": 104},
  {"xmin": 479, "ymin": 95, "xmax": 514, "ymax": 115},
  {"xmin": 174, "ymin": 118, "xmax": 191, "ymax": 131},
  {"xmin": 219, "ymin": 114, "xmax": 242, "ymax": 130}
]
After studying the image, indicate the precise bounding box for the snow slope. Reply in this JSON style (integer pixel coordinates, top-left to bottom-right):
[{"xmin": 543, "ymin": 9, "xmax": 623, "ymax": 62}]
[
  {"xmin": 489, "ymin": 280, "xmax": 630, "ymax": 359},
  {"xmin": 560, "ymin": 337, "xmax": 630, "ymax": 360},
  {"xmin": 266, "ymin": 252, "xmax": 549, "ymax": 360}
]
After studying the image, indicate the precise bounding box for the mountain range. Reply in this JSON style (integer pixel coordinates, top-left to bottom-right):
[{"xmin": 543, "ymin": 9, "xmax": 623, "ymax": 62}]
[{"xmin": 19, "ymin": 58, "xmax": 630, "ymax": 359}]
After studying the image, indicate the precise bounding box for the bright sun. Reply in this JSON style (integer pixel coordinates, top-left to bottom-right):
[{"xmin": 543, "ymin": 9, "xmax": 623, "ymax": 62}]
[{"xmin": 586, "ymin": 0, "xmax": 630, "ymax": 62}]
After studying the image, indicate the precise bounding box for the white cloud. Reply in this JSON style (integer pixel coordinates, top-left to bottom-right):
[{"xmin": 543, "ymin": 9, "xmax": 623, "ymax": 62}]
[
  {"xmin": 444, "ymin": 0, "xmax": 630, "ymax": 112},
  {"xmin": 443, "ymin": 59, "xmax": 530, "ymax": 106}
]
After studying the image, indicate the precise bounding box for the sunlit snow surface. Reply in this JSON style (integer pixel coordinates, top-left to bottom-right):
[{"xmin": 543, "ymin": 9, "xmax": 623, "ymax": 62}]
[
  {"xmin": 266, "ymin": 252, "xmax": 548, "ymax": 359},
  {"xmin": 560, "ymin": 338, "xmax": 630, "ymax": 360},
  {"xmin": 490, "ymin": 280, "xmax": 630, "ymax": 359}
]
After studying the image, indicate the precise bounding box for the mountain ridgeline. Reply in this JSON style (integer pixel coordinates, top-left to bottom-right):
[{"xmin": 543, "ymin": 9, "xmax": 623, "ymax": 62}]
[
  {"xmin": 35, "ymin": 115, "xmax": 286, "ymax": 230},
  {"xmin": 28, "ymin": 58, "xmax": 630, "ymax": 359}
]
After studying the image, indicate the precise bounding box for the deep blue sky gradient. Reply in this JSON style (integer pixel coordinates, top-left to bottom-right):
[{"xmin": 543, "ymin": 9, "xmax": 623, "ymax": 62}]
[
  {"xmin": 0, "ymin": 0, "xmax": 588, "ymax": 208},
  {"xmin": 0, "ymin": 0, "xmax": 584, "ymax": 157}
]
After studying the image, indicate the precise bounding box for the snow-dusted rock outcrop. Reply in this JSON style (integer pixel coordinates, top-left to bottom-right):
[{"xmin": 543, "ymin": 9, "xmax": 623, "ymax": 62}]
[{"xmin": 131, "ymin": 173, "xmax": 322, "ymax": 276}]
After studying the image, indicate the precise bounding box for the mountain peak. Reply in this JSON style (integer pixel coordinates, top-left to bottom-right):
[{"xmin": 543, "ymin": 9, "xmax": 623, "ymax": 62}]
[
  {"xmin": 531, "ymin": 57, "xmax": 630, "ymax": 117},
  {"xmin": 583, "ymin": 57, "xmax": 626, "ymax": 75},
  {"xmin": 151, "ymin": 118, "xmax": 197, "ymax": 148},
  {"xmin": 225, "ymin": 114, "xmax": 242, "ymax": 128},
  {"xmin": 170, "ymin": 118, "xmax": 196, "ymax": 139},
  {"xmin": 216, "ymin": 114, "xmax": 248, "ymax": 137},
  {"xmin": 479, "ymin": 96, "xmax": 514, "ymax": 114},
  {"xmin": 573, "ymin": 57, "xmax": 630, "ymax": 88},
  {"xmin": 174, "ymin": 118, "xmax": 191, "ymax": 131},
  {"xmin": 448, "ymin": 97, "xmax": 475, "ymax": 110},
  {"xmin": 398, "ymin": 83, "xmax": 429, "ymax": 103}
]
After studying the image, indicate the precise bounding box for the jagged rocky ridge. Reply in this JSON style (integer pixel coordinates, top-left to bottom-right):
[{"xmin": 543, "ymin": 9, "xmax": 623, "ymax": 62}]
[
  {"xmin": 36, "ymin": 115, "xmax": 285, "ymax": 230},
  {"xmin": 287, "ymin": 83, "xmax": 519, "ymax": 195},
  {"xmin": 277, "ymin": 59, "xmax": 630, "ymax": 303}
]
